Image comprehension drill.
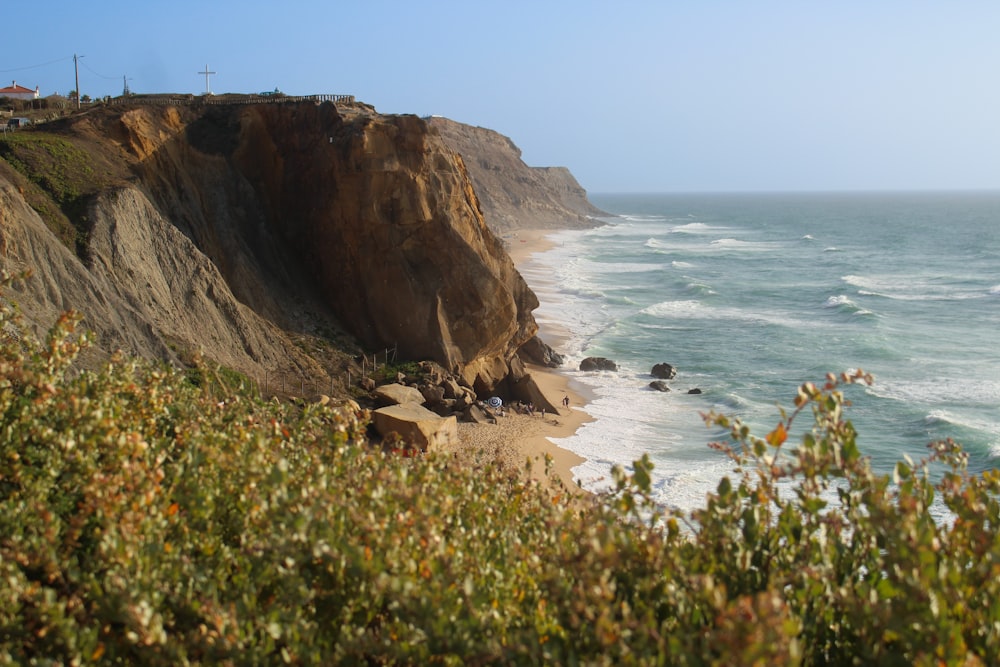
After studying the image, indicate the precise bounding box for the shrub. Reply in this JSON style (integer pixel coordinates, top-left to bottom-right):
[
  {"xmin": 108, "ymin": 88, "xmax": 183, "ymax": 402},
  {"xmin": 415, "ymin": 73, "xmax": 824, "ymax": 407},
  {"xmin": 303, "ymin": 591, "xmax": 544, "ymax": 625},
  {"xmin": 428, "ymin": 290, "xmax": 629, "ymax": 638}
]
[{"xmin": 1, "ymin": 272, "xmax": 998, "ymax": 665}]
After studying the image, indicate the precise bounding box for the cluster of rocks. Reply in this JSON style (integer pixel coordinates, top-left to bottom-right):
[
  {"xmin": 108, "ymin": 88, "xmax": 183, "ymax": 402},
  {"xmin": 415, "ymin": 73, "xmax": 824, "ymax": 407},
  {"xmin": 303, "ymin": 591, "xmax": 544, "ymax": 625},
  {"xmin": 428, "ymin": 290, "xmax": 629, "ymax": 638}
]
[
  {"xmin": 363, "ymin": 352, "xmax": 705, "ymax": 452},
  {"xmin": 364, "ymin": 359, "xmax": 559, "ymax": 453},
  {"xmin": 578, "ymin": 357, "xmax": 702, "ymax": 395},
  {"xmin": 369, "ymin": 382, "xmax": 460, "ymax": 454}
]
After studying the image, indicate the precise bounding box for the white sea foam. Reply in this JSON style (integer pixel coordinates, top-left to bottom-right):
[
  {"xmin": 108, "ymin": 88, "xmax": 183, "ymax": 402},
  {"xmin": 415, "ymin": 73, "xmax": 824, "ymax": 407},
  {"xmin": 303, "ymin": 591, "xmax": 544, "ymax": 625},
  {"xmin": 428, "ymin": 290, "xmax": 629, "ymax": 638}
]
[
  {"xmin": 869, "ymin": 377, "xmax": 1000, "ymax": 406},
  {"xmin": 588, "ymin": 261, "xmax": 669, "ymax": 275},
  {"xmin": 670, "ymin": 222, "xmax": 717, "ymax": 234},
  {"xmin": 843, "ymin": 274, "xmax": 987, "ymax": 301},
  {"xmin": 823, "ymin": 294, "xmax": 874, "ymax": 316},
  {"xmin": 709, "ymin": 238, "xmax": 778, "ymax": 250},
  {"xmin": 620, "ymin": 214, "xmax": 668, "ymax": 224},
  {"xmin": 686, "ymin": 282, "xmax": 717, "ymax": 297},
  {"xmin": 529, "ymin": 193, "xmax": 1000, "ymax": 519},
  {"xmin": 646, "ymin": 458, "xmax": 737, "ymax": 514},
  {"xmin": 550, "ymin": 362, "xmax": 721, "ymax": 507},
  {"xmin": 926, "ymin": 410, "xmax": 1000, "ymax": 454},
  {"xmin": 824, "ymin": 295, "xmax": 852, "ymax": 308},
  {"xmin": 639, "ymin": 299, "xmax": 809, "ymax": 329},
  {"xmin": 640, "ymin": 299, "xmax": 704, "ymax": 318},
  {"xmin": 924, "ymin": 410, "xmax": 973, "ymax": 429}
]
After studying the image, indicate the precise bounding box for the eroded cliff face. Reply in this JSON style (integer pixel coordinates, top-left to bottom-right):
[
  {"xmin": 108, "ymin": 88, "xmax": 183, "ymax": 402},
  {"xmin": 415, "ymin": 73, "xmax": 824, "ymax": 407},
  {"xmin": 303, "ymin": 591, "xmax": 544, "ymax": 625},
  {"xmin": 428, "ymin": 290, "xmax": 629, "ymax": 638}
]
[
  {"xmin": 427, "ymin": 117, "xmax": 606, "ymax": 234},
  {"xmin": 0, "ymin": 102, "xmax": 548, "ymax": 391},
  {"xmin": 0, "ymin": 150, "xmax": 330, "ymax": 381},
  {"xmin": 223, "ymin": 104, "xmax": 540, "ymax": 386}
]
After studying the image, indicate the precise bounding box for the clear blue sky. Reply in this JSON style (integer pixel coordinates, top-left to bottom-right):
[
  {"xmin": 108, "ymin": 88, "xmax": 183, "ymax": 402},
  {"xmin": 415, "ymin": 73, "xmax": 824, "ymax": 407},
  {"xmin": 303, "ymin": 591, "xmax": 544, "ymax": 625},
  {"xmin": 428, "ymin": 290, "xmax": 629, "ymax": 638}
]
[{"xmin": 3, "ymin": 1, "xmax": 998, "ymax": 193}]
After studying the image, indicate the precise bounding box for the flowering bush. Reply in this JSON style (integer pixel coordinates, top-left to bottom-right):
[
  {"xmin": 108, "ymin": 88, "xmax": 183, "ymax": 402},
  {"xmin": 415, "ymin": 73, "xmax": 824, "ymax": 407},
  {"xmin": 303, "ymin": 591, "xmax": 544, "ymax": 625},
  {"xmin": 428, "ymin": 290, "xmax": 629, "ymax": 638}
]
[{"xmin": 1, "ymin": 273, "xmax": 998, "ymax": 665}]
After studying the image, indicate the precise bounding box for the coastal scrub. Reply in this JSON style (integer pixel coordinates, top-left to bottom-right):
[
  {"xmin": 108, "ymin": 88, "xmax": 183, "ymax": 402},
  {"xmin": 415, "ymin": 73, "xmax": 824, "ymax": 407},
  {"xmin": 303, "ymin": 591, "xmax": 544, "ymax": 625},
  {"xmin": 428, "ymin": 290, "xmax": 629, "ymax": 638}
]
[{"xmin": 1, "ymin": 274, "xmax": 999, "ymax": 665}]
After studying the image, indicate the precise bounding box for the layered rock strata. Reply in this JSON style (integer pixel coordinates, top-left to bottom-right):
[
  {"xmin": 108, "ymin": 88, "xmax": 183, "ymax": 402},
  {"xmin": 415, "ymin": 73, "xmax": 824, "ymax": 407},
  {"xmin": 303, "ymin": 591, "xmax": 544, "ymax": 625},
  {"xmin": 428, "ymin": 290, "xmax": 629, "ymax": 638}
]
[{"xmin": 0, "ymin": 101, "xmax": 590, "ymax": 394}]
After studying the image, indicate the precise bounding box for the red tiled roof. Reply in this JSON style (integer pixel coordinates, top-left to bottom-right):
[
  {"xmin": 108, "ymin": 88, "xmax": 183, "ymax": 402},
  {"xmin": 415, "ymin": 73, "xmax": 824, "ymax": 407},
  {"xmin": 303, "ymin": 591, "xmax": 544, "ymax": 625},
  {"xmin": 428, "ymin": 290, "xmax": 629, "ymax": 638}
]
[{"xmin": 0, "ymin": 82, "xmax": 36, "ymax": 94}]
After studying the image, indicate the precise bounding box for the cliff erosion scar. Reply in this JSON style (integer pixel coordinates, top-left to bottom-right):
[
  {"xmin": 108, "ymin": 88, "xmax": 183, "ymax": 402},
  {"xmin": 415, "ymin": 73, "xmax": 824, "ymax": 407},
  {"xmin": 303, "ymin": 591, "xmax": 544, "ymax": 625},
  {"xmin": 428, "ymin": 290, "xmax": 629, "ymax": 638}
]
[{"xmin": 0, "ymin": 100, "xmax": 596, "ymax": 398}]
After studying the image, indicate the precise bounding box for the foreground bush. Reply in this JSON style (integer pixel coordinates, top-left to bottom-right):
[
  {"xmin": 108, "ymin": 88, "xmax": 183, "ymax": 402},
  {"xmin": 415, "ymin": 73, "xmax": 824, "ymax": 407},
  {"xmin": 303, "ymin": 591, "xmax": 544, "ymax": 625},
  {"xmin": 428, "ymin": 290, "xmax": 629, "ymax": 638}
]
[{"xmin": 1, "ymin": 275, "xmax": 999, "ymax": 665}]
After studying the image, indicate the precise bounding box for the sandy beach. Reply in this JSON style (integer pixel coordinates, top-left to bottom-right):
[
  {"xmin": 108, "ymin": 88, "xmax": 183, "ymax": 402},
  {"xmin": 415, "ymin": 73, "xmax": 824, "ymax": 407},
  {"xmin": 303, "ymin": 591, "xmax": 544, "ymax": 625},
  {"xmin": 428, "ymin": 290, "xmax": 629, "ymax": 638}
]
[{"xmin": 452, "ymin": 229, "xmax": 593, "ymax": 494}]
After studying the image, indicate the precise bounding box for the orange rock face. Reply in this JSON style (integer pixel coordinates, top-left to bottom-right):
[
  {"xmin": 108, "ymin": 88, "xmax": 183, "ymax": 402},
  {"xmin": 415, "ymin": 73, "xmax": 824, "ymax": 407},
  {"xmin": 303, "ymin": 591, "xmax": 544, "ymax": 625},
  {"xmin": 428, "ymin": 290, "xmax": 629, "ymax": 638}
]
[
  {"xmin": 223, "ymin": 104, "xmax": 540, "ymax": 388},
  {"xmin": 2, "ymin": 101, "xmax": 542, "ymax": 391}
]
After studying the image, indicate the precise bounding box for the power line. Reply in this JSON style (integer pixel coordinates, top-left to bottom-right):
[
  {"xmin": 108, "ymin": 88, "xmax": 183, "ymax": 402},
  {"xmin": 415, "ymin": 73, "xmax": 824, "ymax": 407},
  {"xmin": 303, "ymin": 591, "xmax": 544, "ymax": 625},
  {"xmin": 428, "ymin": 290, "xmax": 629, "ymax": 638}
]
[
  {"xmin": 0, "ymin": 55, "xmax": 73, "ymax": 74},
  {"xmin": 81, "ymin": 60, "xmax": 118, "ymax": 80}
]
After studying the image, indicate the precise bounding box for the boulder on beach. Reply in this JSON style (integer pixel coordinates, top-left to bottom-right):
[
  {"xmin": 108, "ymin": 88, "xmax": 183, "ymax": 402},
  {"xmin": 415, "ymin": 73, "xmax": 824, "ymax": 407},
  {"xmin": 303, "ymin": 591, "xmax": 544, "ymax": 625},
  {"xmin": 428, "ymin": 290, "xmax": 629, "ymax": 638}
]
[
  {"xmin": 463, "ymin": 403, "xmax": 497, "ymax": 424},
  {"xmin": 510, "ymin": 373, "xmax": 560, "ymax": 414},
  {"xmin": 372, "ymin": 383, "xmax": 425, "ymax": 406},
  {"xmin": 579, "ymin": 357, "xmax": 618, "ymax": 372},
  {"xmin": 418, "ymin": 383, "xmax": 447, "ymax": 406},
  {"xmin": 649, "ymin": 380, "xmax": 671, "ymax": 392},
  {"xmin": 651, "ymin": 363, "xmax": 677, "ymax": 380},
  {"xmin": 687, "ymin": 388, "xmax": 703, "ymax": 395},
  {"xmin": 519, "ymin": 335, "xmax": 565, "ymax": 368},
  {"xmin": 373, "ymin": 403, "xmax": 458, "ymax": 452}
]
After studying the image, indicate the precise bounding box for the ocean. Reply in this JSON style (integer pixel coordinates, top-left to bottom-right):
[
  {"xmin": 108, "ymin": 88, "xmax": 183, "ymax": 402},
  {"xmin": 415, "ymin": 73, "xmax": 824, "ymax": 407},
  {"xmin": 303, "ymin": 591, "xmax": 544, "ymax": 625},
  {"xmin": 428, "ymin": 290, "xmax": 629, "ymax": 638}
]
[{"xmin": 518, "ymin": 192, "xmax": 1000, "ymax": 514}]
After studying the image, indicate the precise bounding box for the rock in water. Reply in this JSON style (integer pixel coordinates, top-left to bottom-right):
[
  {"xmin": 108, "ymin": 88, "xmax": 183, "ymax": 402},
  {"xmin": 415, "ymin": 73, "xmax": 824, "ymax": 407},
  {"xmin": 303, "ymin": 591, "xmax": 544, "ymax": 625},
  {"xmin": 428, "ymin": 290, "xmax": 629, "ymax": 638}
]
[
  {"xmin": 651, "ymin": 363, "xmax": 677, "ymax": 379},
  {"xmin": 580, "ymin": 357, "xmax": 618, "ymax": 372}
]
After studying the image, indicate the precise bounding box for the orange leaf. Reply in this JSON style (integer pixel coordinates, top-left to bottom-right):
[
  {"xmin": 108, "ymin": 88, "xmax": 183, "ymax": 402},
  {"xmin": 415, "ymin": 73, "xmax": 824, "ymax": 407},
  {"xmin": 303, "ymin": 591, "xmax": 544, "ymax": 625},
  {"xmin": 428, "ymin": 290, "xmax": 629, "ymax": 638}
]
[
  {"xmin": 766, "ymin": 422, "xmax": 787, "ymax": 446},
  {"xmin": 167, "ymin": 502, "xmax": 179, "ymax": 516}
]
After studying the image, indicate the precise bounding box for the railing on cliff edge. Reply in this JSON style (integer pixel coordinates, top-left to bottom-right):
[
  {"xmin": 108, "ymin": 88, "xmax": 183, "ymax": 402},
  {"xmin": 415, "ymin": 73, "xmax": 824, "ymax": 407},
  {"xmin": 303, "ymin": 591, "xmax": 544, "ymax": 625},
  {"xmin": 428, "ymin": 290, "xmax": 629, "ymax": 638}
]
[{"xmin": 103, "ymin": 93, "xmax": 356, "ymax": 106}]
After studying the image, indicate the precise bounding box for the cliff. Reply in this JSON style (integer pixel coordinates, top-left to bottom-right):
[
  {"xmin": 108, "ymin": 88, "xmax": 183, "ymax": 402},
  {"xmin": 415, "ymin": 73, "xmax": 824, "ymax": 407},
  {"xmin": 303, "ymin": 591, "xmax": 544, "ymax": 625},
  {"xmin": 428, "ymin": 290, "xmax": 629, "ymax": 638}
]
[
  {"xmin": 0, "ymin": 101, "xmax": 598, "ymax": 395},
  {"xmin": 427, "ymin": 116, "xmax": 605, "ymax": 234}
]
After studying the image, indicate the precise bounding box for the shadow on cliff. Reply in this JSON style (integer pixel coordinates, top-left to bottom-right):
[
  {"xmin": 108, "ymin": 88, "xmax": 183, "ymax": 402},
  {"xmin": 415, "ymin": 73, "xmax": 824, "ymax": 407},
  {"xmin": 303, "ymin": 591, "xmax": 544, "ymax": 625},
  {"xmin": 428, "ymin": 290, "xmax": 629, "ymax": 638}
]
[
  {"xmin": 1, "ymin": 101, "xmax": 584, "ymax": 401},
  {"xmin": 117, "ymin": 101, "xmax": 541, "ymax": 393}
]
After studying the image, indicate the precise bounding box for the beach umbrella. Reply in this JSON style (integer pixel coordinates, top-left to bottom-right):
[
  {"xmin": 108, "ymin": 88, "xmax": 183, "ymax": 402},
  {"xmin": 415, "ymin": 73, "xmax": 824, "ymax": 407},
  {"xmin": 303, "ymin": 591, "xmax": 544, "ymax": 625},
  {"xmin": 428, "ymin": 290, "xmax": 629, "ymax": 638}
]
[{"xmin": 487, "ymin": 396, "xmax": 502, "ymax": 409}]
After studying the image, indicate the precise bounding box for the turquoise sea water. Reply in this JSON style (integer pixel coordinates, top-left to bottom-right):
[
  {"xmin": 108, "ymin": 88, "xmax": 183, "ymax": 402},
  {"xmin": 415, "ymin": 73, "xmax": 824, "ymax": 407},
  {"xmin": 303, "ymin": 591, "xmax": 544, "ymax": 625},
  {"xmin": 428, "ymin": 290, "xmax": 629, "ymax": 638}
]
[{"xmin": 518, "ymin": 192, "xmax": 1000, "ymax": 513}]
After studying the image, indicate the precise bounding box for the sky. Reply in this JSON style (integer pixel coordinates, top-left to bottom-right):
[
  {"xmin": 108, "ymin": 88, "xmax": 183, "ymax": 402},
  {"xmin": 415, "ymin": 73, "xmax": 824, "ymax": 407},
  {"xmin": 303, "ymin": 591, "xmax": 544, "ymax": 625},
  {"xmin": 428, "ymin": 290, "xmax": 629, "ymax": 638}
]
[{"xmin": 3, "ymin": 1, "xmax": 998, "ymax": 193}]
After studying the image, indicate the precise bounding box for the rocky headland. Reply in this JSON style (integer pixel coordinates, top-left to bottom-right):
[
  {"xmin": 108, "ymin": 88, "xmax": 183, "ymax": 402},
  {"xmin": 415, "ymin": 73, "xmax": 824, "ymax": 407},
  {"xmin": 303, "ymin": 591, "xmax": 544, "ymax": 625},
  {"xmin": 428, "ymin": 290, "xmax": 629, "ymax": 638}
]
[
  {"xmin": 0, "ymin": 98, "xmax": 600, "ymax": 440},
  {"xmin": 426, "ymin": 116, "xmax": 605, "ymax": 234}
]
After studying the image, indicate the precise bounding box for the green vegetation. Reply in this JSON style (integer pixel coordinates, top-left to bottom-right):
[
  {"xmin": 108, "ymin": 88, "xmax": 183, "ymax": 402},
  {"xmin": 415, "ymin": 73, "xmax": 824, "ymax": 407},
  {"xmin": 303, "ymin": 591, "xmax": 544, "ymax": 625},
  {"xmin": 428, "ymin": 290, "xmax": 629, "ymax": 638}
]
[
  {"xmin": 0, "ymin": 132, "xmax": 110, "ymax": 257},
  {"xmin": 374, "ymin": 359, "xmax": 423, "ymax": 384},
  {"xmin": 1, "ymin": 272, "xmax": 999, "ymax": 665}
]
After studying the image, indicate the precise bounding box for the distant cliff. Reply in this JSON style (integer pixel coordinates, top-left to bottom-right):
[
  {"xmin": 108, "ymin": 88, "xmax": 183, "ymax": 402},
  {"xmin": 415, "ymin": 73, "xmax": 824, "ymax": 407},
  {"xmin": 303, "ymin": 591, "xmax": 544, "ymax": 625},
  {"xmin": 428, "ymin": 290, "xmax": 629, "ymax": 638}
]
[
  {"xmin": 427, "ymin": 117, "xmax": 605, "ymax": 234},
  {"xmin": 0, "ymin": 101, "xmax": 600, "ymax": 395}
]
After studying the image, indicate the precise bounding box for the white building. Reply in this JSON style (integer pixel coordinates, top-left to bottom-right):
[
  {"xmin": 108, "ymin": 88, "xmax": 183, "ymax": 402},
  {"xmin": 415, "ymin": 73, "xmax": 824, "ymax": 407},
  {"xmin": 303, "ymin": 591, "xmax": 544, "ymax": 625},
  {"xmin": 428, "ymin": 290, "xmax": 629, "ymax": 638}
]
[{"xmin": 0, "ymin": 81, "xmax": 40, "ymax": 101}]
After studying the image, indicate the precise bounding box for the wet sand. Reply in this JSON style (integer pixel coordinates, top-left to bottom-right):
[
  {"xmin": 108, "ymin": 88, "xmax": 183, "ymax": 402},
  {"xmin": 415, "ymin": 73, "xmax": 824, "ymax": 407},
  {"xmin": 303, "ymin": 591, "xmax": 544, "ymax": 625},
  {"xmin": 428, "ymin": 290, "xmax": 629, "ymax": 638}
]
[{"xmin": 451, "ymin": 229, "xmax": 593, "ymax": 493}]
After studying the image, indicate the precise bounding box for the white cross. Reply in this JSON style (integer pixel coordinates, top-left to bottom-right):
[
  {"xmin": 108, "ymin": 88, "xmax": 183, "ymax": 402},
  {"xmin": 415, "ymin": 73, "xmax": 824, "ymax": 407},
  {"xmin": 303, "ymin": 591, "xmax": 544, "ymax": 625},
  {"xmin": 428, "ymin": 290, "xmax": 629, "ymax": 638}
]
[{"xmin": 198, "ymin": 64, "xmax": 216, "ymax": 95}]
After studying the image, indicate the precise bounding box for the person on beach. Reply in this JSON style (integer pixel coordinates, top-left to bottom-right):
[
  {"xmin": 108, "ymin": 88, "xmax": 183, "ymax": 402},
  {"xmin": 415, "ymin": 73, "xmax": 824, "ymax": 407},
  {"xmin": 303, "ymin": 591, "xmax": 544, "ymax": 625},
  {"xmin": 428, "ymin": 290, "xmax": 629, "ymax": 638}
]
[{"xmin": 562, "ymin": 395, "xmax": 570, "ymax": 408}]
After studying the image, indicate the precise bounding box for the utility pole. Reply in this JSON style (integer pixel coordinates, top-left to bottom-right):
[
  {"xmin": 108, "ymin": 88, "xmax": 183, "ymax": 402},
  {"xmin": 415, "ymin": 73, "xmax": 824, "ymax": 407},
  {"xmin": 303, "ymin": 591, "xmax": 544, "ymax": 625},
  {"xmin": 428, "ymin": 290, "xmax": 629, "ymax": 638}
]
[
  {"xmin": 198, "ymin": 64, "xmax": 216, "ymax": 95},
  {"xmin": 122, "ymin": 75, "xmax": 132, "ymax": 96},
  {"xmin": 73, "ymin": 54, "xmax": 84, "ymax": 108}
]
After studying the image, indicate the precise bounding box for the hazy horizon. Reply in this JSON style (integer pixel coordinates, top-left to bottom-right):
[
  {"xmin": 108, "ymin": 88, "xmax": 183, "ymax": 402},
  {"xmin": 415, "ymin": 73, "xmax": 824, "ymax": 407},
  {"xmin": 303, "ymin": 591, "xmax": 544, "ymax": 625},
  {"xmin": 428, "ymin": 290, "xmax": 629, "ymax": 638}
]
[
  {"xmin": 589, "ymin": 187, "xmax": 1000, "ymax": 196},
  {"xmin": 4, "ymin": 1, "xmax": 998, "ymax": 194}
]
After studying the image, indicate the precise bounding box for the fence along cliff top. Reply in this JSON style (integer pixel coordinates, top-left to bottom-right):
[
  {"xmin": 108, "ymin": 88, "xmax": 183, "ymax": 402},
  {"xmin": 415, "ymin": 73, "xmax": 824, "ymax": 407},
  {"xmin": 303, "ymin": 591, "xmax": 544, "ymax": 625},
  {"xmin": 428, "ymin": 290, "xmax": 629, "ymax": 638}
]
[{"xmin": 105, "ymin": 92, "xmax": 356, "ymax": 106}]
